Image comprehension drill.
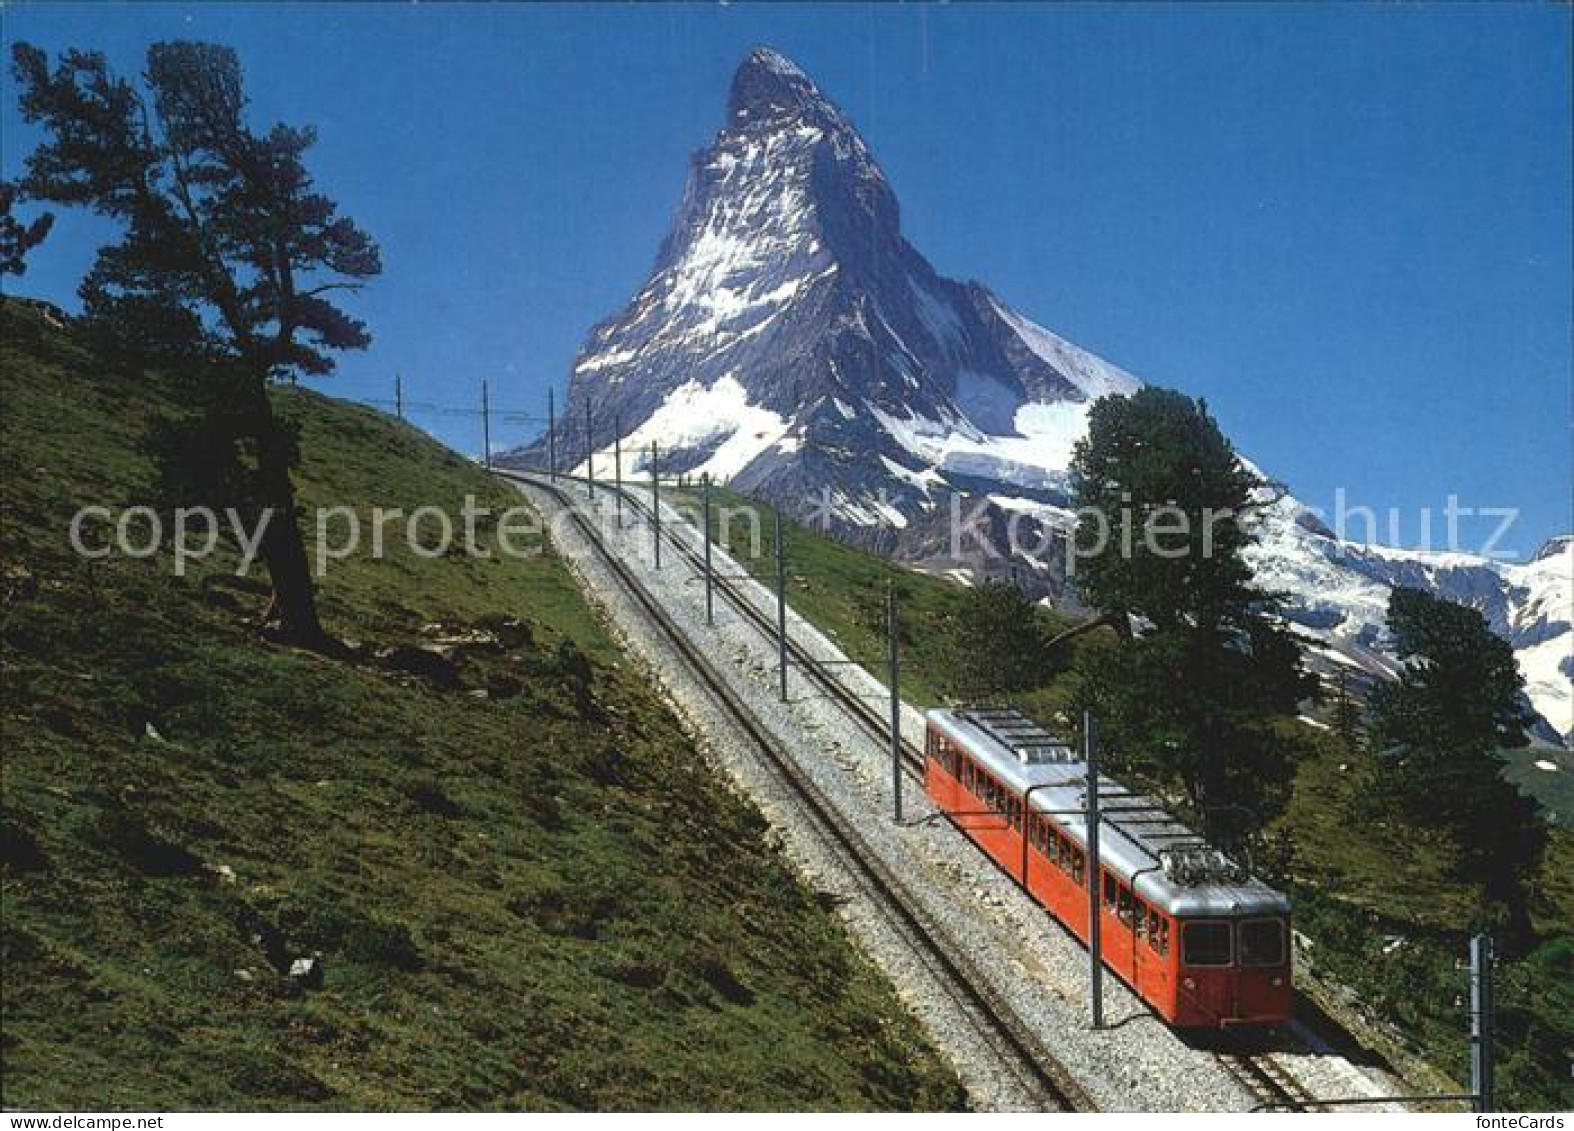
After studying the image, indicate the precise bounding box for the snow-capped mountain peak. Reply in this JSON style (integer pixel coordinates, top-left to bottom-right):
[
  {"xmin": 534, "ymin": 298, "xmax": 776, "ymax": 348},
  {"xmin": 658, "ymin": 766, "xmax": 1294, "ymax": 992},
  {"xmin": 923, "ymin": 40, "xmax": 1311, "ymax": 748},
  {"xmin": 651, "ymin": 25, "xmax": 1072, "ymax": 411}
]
[{"xmin": 500, "ymin": 47, "xmax": 1571, "ymax": 746}]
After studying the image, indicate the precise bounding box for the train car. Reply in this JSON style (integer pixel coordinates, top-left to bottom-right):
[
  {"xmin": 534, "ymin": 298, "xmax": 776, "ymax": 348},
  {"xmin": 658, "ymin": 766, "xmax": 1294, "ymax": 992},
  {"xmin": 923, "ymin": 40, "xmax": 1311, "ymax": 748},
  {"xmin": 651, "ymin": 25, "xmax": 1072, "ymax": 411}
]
[{"xmin": 924, "ymin": 707, "xmax": 1291, "ymax": 1027}]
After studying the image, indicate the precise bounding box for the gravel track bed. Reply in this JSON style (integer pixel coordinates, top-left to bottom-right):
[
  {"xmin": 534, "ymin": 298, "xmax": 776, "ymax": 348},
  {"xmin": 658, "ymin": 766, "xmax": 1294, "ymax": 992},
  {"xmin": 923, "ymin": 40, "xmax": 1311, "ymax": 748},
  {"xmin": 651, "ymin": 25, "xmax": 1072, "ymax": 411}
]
[{"xmin": 509, "ymin": 474, "xmax": 1406, "ymax": 1112}]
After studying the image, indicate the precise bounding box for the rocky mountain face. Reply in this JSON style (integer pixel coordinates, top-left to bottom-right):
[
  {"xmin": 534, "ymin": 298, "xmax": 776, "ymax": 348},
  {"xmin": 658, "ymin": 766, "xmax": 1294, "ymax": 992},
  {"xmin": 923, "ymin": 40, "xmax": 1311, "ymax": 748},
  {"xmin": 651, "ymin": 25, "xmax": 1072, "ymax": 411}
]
[{"xmin": 499, "ymin": 47, "xmax": 1571, "ymax": 747}]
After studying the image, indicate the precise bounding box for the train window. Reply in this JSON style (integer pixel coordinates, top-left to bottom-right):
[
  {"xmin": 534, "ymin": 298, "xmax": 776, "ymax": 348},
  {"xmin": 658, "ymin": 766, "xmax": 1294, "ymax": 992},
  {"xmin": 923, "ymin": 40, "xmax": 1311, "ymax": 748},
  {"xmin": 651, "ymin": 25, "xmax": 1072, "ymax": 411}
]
[
  {"xmin": 1238, "ymin": 919, "xmax": 1286, "ymax": 968},
  {"xmin": 1182, "ymin": 921, "xmax": 1233, "ymax": 967},
  {"xmin": 1117, "ymin": 886, "xmax": 1136, "ymax": 926},
  {"xmin": 1102, "ymin": 873, "xmax": 1117, "ymax": 909},
  {"xmin": 1146, "ymin": 909, "xmax": 1166, "ymax": 953},
  {"xmin": 1071, "ymin": 847, "xmax": 1085, "ymax": 885}
]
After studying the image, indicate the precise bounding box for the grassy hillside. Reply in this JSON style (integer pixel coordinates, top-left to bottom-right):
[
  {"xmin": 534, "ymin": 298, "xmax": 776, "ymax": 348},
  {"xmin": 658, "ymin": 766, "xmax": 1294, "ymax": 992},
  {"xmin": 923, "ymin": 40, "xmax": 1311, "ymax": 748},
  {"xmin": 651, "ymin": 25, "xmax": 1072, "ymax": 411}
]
[
  {"xmin": 674, "ymin": 475, "xmax": 1573, "ymax": 1111},
  {"xmin": 0, "ymin": 298, "xmax": 966, "ymax": 1111}
]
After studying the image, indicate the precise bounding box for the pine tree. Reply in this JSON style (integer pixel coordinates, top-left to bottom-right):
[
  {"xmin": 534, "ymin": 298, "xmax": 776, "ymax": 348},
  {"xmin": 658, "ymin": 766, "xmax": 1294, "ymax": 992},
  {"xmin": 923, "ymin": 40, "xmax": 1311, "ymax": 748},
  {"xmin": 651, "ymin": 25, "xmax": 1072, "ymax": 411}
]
[
  {"xmin": 0, "ymin": 182, "xmax": 52, "ymax": 275},
  {"xmin": 1368, "ymin": 586, "xmax": 1546, "ymax": 949},
  {"xmin": 1068, "ymin": 387, "xmax": 1312, "ymax": 846},
  {"xmin": 1330, "ymin": 668, "xmax": 1363, "ymax": 754},
  {"xmin": 940, "ymin": 580, "xmax": 1056, "ymax": 702},
  {"xmin": 10, "ymin": 42, "xmax": 380, "ymax": 648}
]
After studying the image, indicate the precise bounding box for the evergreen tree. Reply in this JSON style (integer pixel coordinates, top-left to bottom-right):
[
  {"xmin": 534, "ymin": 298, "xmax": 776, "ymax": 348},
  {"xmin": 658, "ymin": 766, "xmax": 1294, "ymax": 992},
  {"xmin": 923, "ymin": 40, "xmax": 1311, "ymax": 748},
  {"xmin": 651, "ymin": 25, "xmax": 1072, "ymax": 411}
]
[
  {"xmin": 10, "ymin": 42, "xmax": 380, "ymax": 648},
  {"xmin": 940, "ymin": 580, "xmax": 1056, "ymax": 702},
  {"xmin": 1330, "ymin": 668, "xmax": 1364, "ymax": 754},
  {"xmin": 0, "ymin": 182, "xmax": 52, "ymax": 275},
  {"xmin": 1368, "ymin": 586, "xmax": 1546, "ymax": 948},
  {"xmin": 1068, "ymin": 387, "xmax": 1312, "ymax": 846}
]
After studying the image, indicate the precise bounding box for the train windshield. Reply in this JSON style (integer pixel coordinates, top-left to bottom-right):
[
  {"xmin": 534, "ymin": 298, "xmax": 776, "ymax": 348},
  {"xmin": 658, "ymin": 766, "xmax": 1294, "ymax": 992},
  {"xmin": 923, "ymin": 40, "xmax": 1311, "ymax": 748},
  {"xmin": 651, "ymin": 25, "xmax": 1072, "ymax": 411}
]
[
  {"xmin": 1238, "ymin": 918, "xmax": 1286, "ymax": 967},
  {"xmin": 1181, "ymin": 920, "xmax": 1233, "ymax": 967}
]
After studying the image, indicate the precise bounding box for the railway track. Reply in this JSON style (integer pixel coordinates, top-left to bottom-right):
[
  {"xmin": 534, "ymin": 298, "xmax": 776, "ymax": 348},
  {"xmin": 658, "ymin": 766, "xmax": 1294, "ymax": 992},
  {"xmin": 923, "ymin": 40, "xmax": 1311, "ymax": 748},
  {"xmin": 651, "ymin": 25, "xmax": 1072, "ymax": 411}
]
[
  {"xmin": 510, "ymin": 472, "xmax": 1091, "ymax": 1112},
  {"xmin": 530, "ymin": 474, "xmax": 928, "ymax": 771},
  {"xmin": 506, "ymin": 470, "xmax": 1341, "ymax": 1112},
  {"xmin": 1211, "ymin": 1035, "xmax": 1324, "ymax": 1112}
]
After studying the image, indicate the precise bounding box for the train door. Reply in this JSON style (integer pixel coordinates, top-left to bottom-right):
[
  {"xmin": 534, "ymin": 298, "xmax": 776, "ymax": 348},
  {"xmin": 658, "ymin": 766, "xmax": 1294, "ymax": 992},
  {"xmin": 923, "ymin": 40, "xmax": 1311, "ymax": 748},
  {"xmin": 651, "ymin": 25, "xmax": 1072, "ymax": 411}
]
[
  {"xmin": 1234, "ymin": 917, "xmax": 1291, "ymax": 1021},
  {"xmin": 1177, "ymin": 918, "xmax": 1234, "ymax": 1025}
]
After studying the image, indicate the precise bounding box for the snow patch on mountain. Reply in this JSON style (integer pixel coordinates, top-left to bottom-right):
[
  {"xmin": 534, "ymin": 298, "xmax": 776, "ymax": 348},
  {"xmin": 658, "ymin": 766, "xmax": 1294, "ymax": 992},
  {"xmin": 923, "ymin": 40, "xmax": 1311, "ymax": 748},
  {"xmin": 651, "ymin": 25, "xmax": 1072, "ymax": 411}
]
[
  {"xmin": 572, "ymin": 374, "xmax": 792, "ymax": 482},
  {"xmin": 868, "ymin": 398, "xmax": 1092, "ymax": 497},
  {"xmin": 993, "ymin": 299, "xmax": 1143, "ymax": 401}
]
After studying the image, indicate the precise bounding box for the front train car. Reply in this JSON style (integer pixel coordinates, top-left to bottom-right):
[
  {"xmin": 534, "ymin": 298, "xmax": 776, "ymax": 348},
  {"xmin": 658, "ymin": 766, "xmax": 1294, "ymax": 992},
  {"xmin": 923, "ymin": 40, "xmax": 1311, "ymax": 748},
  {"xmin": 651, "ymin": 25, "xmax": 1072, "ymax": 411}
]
[{"xmin": 923, "ymin": 707, "xmax": 1292, "ymax": 1028}]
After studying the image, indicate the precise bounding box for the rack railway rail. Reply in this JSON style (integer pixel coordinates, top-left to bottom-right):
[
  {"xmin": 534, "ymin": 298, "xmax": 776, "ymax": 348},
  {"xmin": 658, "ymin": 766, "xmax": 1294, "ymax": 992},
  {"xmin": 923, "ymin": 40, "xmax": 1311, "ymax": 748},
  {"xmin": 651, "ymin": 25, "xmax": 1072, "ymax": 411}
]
[
  {"xmin": 507, "ymin": 471, "xmax": 1089, "ymax": 1111},
  {"xmin": 500, "ymin": 469, "xmax": 1352, "ymax": 1112},
  {"xmin": 1211, "ymin": 1037, "xmax": 1324, "ymax": 1112}
]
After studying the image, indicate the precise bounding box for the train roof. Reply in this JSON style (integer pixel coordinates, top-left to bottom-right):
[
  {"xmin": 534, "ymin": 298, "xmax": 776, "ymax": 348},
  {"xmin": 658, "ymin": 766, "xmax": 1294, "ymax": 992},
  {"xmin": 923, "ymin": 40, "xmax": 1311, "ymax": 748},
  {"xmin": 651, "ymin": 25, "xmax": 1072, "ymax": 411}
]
[{"xmin": 927, "ymin": 707, "xmax": 1290, "ymax": 918}]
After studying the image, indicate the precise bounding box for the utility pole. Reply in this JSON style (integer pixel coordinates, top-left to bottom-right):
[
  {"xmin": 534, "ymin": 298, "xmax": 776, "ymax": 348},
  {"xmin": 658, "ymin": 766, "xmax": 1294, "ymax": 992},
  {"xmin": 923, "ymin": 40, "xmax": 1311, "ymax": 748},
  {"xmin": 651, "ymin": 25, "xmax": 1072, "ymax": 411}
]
[
  {"xmin": 1085, "ymin": 710, "xmax": 1104, "ymax": 1030},
  {"xmin": 651, "ymin": 440, "xmax": 661, "ymax": 570},
  {"xmin": 888, "ymin": 581, "xmax": 902, "ymax": 822},
  {"xmin": 702, "ymin": 472, "xmax": 714, "ymax": 626},
  {"xmin": 585, "ymin": 398, "xmax": 595, "ymax": 499},
  {"xmin": 1470, "ymin": 935, "xmax": 1495, "ymax": 1113},
  {"xmin": 547, "ymin": 388, "xmax": 557, "ymax": 481},
  {"xmin": 395, "ymin": 373, "xmax": 403, "ymax": 420},
  {"xmin": 775, "ymin": 506, "xmax": 788, "ymax": 702},
  {"xmin": 481, "ymin": 379, "xmax": 492, "ymax": 470},
  {"xmin": 613, "ymin": 416, "xmax": 623, "ymax": 529}
]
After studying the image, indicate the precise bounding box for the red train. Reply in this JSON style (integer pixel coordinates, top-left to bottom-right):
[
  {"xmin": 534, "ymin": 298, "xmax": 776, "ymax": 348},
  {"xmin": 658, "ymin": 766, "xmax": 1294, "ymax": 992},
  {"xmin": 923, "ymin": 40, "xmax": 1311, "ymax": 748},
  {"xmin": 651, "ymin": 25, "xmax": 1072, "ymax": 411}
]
[{"xmin": 924, "ymin": 707, "xmax": 1292, "ymax": 1027}]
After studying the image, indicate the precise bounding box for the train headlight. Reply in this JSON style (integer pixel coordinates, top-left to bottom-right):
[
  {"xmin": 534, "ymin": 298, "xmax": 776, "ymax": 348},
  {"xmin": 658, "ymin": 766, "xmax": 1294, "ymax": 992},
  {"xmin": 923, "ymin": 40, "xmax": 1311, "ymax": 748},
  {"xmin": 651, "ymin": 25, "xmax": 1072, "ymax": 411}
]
[
  {"xmin": 1272, "ymin": 977, "xmax": 1283, "ymax": 988},
  {"xmin": 1183, "ymin": 977, "xmax": 1195, "ymax": 990}
]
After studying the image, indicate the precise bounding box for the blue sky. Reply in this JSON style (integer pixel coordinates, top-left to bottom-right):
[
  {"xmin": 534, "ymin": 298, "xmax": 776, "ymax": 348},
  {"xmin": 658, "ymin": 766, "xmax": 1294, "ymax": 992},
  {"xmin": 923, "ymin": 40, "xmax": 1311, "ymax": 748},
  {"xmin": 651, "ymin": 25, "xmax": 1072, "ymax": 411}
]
[{"xmin": 3, "ymin": 3, "xmax": 1569, "ymax": 556}]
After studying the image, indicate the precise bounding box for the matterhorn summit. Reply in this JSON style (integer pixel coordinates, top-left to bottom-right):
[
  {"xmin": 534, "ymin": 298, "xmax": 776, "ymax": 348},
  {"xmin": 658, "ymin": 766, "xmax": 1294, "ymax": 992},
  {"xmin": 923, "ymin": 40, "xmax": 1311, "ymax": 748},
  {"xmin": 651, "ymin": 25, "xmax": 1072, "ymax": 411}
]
[
  {"xmin": 503, "ymin": 47, "xmax": 1570, "ymax": 747},
  {"xmin": 551, "ymin": 46, "xmax": 1136, "ymax": 558}
]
